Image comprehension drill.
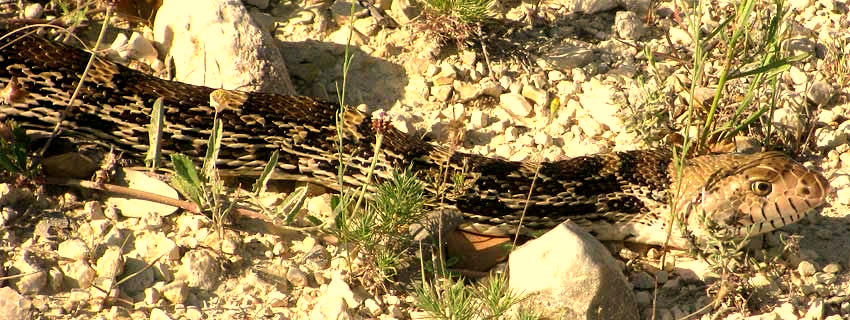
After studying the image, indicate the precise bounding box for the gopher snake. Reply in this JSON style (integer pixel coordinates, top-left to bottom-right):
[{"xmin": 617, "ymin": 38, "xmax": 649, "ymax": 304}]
[{"xmin": 0, "ymin": 27, "xmax": 830, "ymax": 248}]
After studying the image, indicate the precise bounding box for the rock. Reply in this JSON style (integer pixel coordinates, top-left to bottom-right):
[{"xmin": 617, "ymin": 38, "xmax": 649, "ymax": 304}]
[
  {"xmin": 0, "ymin": 287, "xmax": 32, "ymax": 320},
  {"xmin": 454, "ymin": 81, "xmax": 482, "ymax": 101},
  {"xmin": 0, "ymin": 207, "xmax": 17, "ymax": 228},
  {"xmin": 634, "ymin": 291, "xmax": 651, "ymax": 307},
  {"xmin": 521, "ymin": 85, "xmax": 548, "ymax": 106},
  {"xmin": 788, "ymin": 0, "xmax": 813, "ymax": 11},
  {"xmin": 432, "ymin": 63, "xmax": 457, "ymax": 86},
  {"xmin": 244, "ymin": 0, "xmax": 270, "ymax": 9},
  {"xmin": 23, "ymin": 3, "xmax": 43, "ymax": 19},
  {"xmin": 669, "ymin": 26, "xmax": 692, "ymax": 46},
  {"xmin": 579, "ymin": 78, "xmax": 625, "ymax": 132},
  {"xmin": 479, "ymin": 78, "xmax": 503, "ymax": 97},
  {"xmin": 120, "ymin": 257, "xmax": 156, "ymax": 294},
  {"xmin": 352, "ymin": 17, "xmax": 379, "ymax": 37},
  {"xmin": 57, "ymin": 239, "xmax": 90, "ymax": 261},
  {"xmin": 364, "ymin": 298, "xmax": 382, "ymax": 316},
  {"xmin": 405, "ymin": 76, "xmax": 430, "ymax": 102},
  {"xmin": 175, "ymin": 249, "xmax": 220, "ymax": 291},
  {"xmin": 287, "ymin": 266, "xmax": 310, "ymax": 287},
  {"xmin": 144, "ymin": 286, "xmax": 161, "ymax": 305},
  {"xmin": 327, "ymin": 25, "xmax": 368, "ymax": 47},
  {"xmin": 330, "ymin": 0, "xmax": 367, "ymax": 25},
  {"xmin": 774, "ymin": 302, "xmax": 798, "ymax": 320},
  {"xmin": 9, "ymin": 252, "xmax": 47, "ymax": 295},
  {"xmin": 153, "ymin": 0, "xmax": 295, "ymax": 95},
  {"xmin": 123, "ymin": 32, "xmax": 159, "ymax": 64},
  {"xmin": 798, "ymin": 260, "xmax": 817, "ymax": 277},
  {"xmin": 803, "ymin": 299, "xmax": 824, "ymax": 320},
  {"xmin": 508, "ymin": 221, "xmax": 639, "ymax": 320},
  {"xmin": 134, "ymin": 232, "xmax": 180, "ymax": 262},
  {"xmin": 81, "ymin": 201, "xmax": 105, "ymax": 220},
  {"xmin": 815, "ymin": 120, "xmax": 850, "ymax": 150},
  {"xmin": 549, "ymin": 0, "xmax": 616, "ymax": 14},
  {"xmin": 139, "ymin": 211, "xmax": 164, "ymax": 230},
  {"xmin": 0, "ymin": 183, "xmax": 32, "ymax": 206},
  {"xmin": 615, "ymin": 11, "xmax": 644, "ymax": 39},
  {"xmin": 499, "ymin": 93, "xmax": 533, "ymax": 117},
  {"xmin": 309, "ymin": 295, "xmax": 350, "ymax": 320},
  {"xmin": 771, "ymin": 105, "xmax": 806, "ymax": 135},
  {"xmin": 788, "ymin": 66, "xmax": 808, "ymax": 85},
  {"xmin": 807, "ymin": 80, "xmax": 834, "ymax": 105},
  {"xmin": 60, "ymin": 259, "xmax": 96, "ymax": 289},
  {"xmin": 631, "ymin": 271, "xmax": 655, "ymax": 290},
  {"xmin": 430, "ymin": 85, "xmax": 453, "ymax": 101},
  {"xmin": 469, "ymin": 110, "xmax": 489, "ymax": 129},
  {"xmin": 328, "ymin": 275, "xmax": 359, "ymax": 308},
  {"xmin": 535, "ymin": 44, "xmax": 594, "ymax": 70},
  {"xmin": 161, "ymin": 280, "xmax": 189, "ymax": 304},
  {"xmin": 105, "ymin": 168, "xmax": 179, "ymax": 218},
  {"xmin": 823, "ymin": 263, "xmax": 841, "ymax": 274},
  {"xmin": 389, "ymin": 0, "xmax": 421, "ymax": 25},
  {"xmin": 674, "ymin": 259, "xmax": 716, "ymax": 284},
  {"xmin": 46, "ymin": 267, "xmax": 64, "ymax": 293},
  {"xmin": 304, "ymin": 245, "xmax": 331, "ymax": 270},
  {"xmin": 150, "ymin": 308, "xmax": 172, "ymax": 320}
]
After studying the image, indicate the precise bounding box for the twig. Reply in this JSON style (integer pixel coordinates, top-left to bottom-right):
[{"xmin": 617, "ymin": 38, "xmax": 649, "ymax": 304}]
[{"xmin": 46, "ymin": 177, "xmax": 201, "ymax": 213}]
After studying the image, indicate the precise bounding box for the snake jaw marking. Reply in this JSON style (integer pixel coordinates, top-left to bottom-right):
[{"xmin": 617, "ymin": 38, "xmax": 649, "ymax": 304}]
[
  {"xmin": 0, "ymin": 27, "xmax": 831, "ymax": 249},
  {"xmin": 686, "ymin": 152, "xmax": 830, "ymax": 245}
]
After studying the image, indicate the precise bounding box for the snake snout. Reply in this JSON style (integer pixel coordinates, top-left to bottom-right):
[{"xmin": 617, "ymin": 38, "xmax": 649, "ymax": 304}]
[
  {"xmin": 740, "ymin": 163, "xmax": 829, "ymax": 235},
  {"xmin": 692, "ymin": 156, "xmax": 830, "ymax": 242}
]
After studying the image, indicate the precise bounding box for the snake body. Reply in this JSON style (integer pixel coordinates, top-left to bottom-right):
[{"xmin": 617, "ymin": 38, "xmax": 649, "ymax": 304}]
[{"xmin": 0, "ymin": 28, "xmax": 830, "ymax": 248}]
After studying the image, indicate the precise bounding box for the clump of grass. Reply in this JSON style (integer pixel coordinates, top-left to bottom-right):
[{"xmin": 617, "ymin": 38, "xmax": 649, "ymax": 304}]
[
  {"xmin": 423, "ymin": 0, "xmax": 494, "ymax": 23},
  {"xmin": 630, "ymin": 0, "xmax": 805, "ymax": 154},
  {"xmin": 0, "ymin": 121, "xmax": 39, "ymax": 182},
  {"xmin": 332, "ymin": 169, "xmax": 427, "ymax": 282},
  {"xmin": 417, "ymin": 0, "xmax": 495, "ymax": 47},
  {"xmin": 414, "ymin": 269, "xmax": 537, "ymax": 320}
]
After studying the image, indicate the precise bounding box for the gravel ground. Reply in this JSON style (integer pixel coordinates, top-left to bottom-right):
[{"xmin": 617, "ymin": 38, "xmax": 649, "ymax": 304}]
[{"xmin": 2, "ymin": 0, "xmax": 850, "ymax": 319}]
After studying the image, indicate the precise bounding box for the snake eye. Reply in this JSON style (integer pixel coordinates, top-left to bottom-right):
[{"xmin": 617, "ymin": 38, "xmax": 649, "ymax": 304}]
[{"xmin": 751, "ymin": 180, "xmax": 772, "ymax": 196}]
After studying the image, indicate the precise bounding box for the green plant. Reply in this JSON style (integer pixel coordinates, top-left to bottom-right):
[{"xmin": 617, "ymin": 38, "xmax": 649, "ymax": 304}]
[
  {"xmin": 423, "ymin": 0, "xmax": 494, "ymax": 23},
  {"xmin": 332, "ymin": 169, "xmax": 426, "ymax": 282},
  {"xmin": 169, "ymin": 115, "xmax": 234, "ymax": 235},
  {"xmin": 414, "ymin": 268, "xmax": 530, "ymax": 319},
  {"xmin": 0, "ymin": 121, "xmax": 39, "ymax": 180}
]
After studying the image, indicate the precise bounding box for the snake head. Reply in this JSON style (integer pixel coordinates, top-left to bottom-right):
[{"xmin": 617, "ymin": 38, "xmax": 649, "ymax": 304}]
[{"xmin": 685, "ymin": 152, "xmax": 829, "ymax": 244}]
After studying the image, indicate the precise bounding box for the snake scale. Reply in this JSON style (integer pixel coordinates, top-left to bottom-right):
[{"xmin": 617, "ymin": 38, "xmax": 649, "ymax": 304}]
[{"xmin": 0, "ymin": 27, "xmax": 830, "ymax": 248}]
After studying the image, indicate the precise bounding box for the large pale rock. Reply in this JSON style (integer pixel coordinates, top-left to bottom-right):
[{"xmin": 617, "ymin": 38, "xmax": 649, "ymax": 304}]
[
  {"xmin": 154, "ymin": 0, "xmax": 295, "ymax": 95},
  {"xmin": 0, "ymin": 287, "xmax": 31, "ymax": 320},
  {"xmin": 508, "ymin": 221, "xmax": 639, "ymax": 320}
]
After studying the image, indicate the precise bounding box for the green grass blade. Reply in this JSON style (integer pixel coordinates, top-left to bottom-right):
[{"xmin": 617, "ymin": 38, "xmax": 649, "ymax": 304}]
[
  {"xmin": 252, "ymin": 150, "xmax": 279, "ymax": 195},
  {"xmin": 727, "ymin": 54, "xmax": 806, "ymax": 80},
  {"xmin": 282, "ymin": 185, "xmax": 308, "ymax": 224},
  {"xmin": 202, "ymin": 117, "xmax": 223, "ymax": 178},
  {"xmin": 145, "ymin": 97, "xmax": 165, "ymax": 170},
  {"xmin": 170, "ymin": 153, "xmax": 203, "ymax": 206}
]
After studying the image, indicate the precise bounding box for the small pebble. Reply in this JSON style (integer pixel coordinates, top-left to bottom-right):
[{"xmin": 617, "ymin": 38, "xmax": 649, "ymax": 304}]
[
  {"xmin": 798, "ymin": 261, "xmax": 816, "ymax": 277},
  {"xmin": 631, "ymin": 271, "xmax": 655, "ymax": 290}
]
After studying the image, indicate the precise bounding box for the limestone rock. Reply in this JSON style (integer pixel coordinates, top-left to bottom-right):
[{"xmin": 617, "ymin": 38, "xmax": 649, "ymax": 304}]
[
  {"xmin": 0, "ymin": 287, "xmax": 32, "ymax": 320},
  {"xmin": 154, "ymin": 0, "xmax": 295, "ymax": 95},
  {"xmin": 508, "ymin": 221, "xmax": 639, "ymax": 319}
]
